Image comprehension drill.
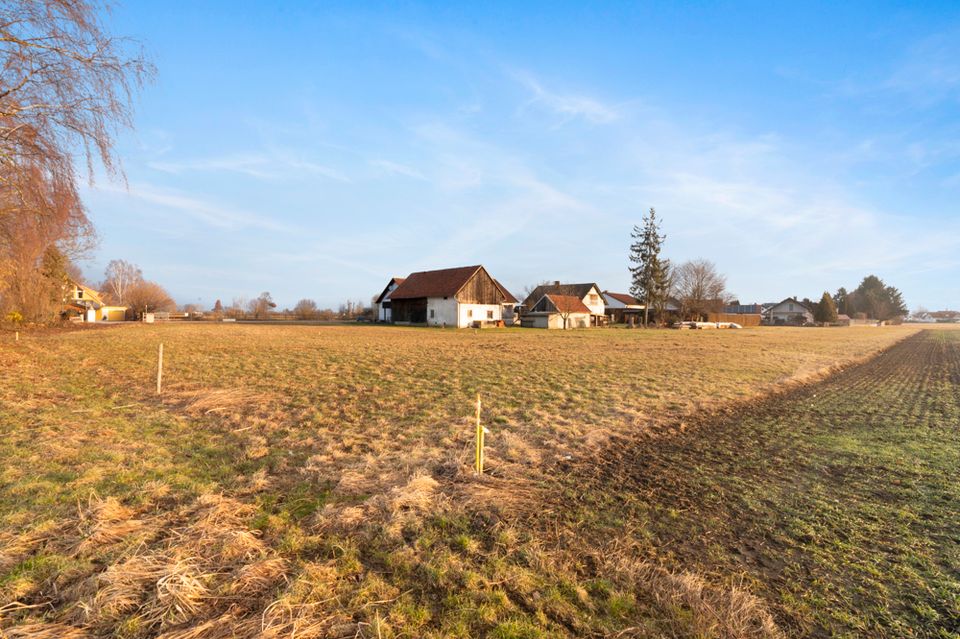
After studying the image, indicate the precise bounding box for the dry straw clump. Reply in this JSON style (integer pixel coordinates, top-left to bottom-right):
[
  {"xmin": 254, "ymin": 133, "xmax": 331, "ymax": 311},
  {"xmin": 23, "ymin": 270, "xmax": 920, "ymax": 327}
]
[
  {"xmin": 0, "ymin": 522, "xmax": 63, "ymax": 574},
  {"xmin": 611, "ymin": 557, "xmax": 784, "ymax": 639},
  {"xmin": 382, "ymin": 470, "xmax": 442, "ymax": 540},
  {"xmin": 182, "ymin": 388, "xmax": 269, "ymax": 416},
  {"xmin": 76, "ymin": 494, "xmax": 145, "ymax": 552},
  {"xmin": 3, "ymin": 491, "xmax": 292, "ymax": 637},
  {"xmin": 388, "ymin": 471, "xmax": 439, "ymax": 514},
  {"xmin": 84, "ymin": 553, "xmax": 169, "ymax": 621},
  {"xmin": 0, "ymin": 622, "xmax": 91, "ymax": 638},
  {"xmin": 227, "ymin": 557, "xmax": 289, "ymax": 598}
]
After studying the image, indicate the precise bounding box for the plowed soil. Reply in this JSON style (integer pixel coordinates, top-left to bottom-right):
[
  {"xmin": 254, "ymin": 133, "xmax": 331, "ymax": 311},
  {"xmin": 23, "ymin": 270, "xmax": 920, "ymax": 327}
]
[{"xmin": 558, "ymin": 330, "xmax": 960, "ymax": 637}]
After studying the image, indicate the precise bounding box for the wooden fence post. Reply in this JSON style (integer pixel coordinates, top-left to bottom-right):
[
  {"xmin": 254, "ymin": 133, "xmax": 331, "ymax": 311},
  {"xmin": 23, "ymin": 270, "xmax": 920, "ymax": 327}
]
[
  {"xmin": 157, "ymin": 343, "xmax": 164, "ymax": 395},
  {"xmin": 475, "ymin": 393, "xmax": 484, "ymax": 475}
]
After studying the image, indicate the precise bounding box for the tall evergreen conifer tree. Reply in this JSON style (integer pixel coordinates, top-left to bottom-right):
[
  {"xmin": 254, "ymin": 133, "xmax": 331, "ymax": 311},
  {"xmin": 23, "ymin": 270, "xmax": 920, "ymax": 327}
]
[{"xmin": 629, "ymin": 208, "xmax": 669, "ymax": 327}]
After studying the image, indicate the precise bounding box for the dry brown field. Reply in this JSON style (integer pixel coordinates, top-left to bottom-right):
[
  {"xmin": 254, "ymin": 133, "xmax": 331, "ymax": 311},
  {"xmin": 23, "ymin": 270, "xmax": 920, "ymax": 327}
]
[{"xmin": 2, "ymin": 323, "xmax": 957, "ymax": 638}]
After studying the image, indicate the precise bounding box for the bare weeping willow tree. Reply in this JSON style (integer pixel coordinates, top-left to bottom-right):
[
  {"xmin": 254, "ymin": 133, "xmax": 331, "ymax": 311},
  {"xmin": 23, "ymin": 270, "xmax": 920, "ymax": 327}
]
[{"xmin": 0, "ymin": 0, "xmax": 151, "ymax": 322}]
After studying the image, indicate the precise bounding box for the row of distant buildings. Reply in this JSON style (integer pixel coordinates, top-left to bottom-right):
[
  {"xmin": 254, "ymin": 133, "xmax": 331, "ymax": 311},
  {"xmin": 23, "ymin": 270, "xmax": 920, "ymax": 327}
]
[
  {"xmin": 374, "ymin": 265, "xmax": 617, "ymax": 329},
  {"xmin": 372, "ymin": 264, "xmax": 824, "ymax": 329}
]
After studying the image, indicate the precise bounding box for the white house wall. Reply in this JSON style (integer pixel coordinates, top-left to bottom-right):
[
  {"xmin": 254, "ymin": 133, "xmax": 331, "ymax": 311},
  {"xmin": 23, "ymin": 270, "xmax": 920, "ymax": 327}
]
[
  {"xmin": 527, "ymin": 312, "xmax": 591, "ymax": 329},
  {"xmin": 423, "ymin": 299, "xmax": 502, "ymax": 327},
  {"xmin": 583, "ymin": 286, "xmax": 606, "ymax": 315},
  {"xmin": 426, "ymin": 298, "xmax": 459, "ymax": 326},
  {"xmin": 458, "ymin": 303, "xmax": 502, "ymax": 327}
]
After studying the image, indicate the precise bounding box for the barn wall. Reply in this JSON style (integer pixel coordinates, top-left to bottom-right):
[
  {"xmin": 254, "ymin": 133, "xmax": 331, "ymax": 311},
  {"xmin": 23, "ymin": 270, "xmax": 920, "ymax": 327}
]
[
  {"xmin": 458, "ymin": 304, "xmax": 501, "ymax": 327},
  {"xmin": 392, "ymin": 298, "xmax": 428, "ymax": 323},
  {"xmin": 456, "ymin": 269, "xmax": 503, "ymax": 304},
  {"xmin": 426, "ymin": 298, "xmax": 458, "ymax": 326}
]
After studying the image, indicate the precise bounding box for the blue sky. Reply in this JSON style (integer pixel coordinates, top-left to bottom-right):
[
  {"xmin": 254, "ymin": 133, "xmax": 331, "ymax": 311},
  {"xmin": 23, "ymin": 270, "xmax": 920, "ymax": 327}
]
[{"xmin": 81, "ymin": 1, "xmax": 960, "ymax": 310}]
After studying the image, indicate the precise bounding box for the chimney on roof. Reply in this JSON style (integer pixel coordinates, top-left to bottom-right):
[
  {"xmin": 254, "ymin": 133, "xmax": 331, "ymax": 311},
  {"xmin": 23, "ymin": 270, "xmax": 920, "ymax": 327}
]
[{"xmin": 554, "ymin": 280, "xmax": 560, "ymax": 286}]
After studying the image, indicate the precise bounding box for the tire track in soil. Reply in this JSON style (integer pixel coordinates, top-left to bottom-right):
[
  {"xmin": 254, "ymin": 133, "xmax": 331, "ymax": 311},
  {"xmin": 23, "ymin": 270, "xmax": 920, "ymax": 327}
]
[{"xmin": 557, "ymin": 330, "xmax": 960, "ymax": 637}]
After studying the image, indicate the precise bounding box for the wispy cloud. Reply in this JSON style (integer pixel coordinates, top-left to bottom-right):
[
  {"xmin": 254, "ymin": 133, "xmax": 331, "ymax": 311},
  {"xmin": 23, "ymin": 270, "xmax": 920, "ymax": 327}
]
[
  {"xmin": 369, "ymin": 158, "xmax": 426, "ymax": 180},
  {"xmin": 884, "ymin": 29, "xmax": 960, "ymax": 103},
  {"xmin": 149, "ymin": 152, "xmax": 350, "ymax": 183},
  {"xmin": 511, "ymin": 70, "xmax": 619, "ymax": 124},
  {"xmin": 94, "ymin": 182, "xmax": 293, "ymax": 232}
]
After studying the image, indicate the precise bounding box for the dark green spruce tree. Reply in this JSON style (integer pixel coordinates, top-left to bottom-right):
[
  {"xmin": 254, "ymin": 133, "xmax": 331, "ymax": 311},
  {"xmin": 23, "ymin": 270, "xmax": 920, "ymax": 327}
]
[
  {"xmin": 629, "ymin": 207, "xmax": 669, "ymax": 327},
  {"xmin": 814, "ymin": 291, "xmax": 838, "ymax": 324}
]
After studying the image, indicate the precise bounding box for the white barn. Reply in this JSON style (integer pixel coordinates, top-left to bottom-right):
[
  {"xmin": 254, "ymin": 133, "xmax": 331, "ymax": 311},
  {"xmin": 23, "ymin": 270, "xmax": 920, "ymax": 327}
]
[
  {"xmin": 388, "ymin": 265, "xmax": 515, "ymax": 328},
  {"xmin": 374, "ymin": 277, "xmax": 405, "ymax": 322}
]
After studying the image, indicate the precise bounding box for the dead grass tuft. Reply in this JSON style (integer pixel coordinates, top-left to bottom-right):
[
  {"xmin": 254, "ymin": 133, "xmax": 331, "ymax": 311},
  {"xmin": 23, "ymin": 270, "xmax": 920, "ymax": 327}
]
[
  {"xmin": 614, "ymin": 558, "xmax": 784, "ymax": 639},
  {"xmin": 227, "ymin": 557, "xmax": 289, "ymax": 598},
  {"xmin": 0, "ymin": 622, "xmax": 91, "ymax": 638},
  {"xmin": 244, "ymin": 435, "xmax": 269, "ymax": 460},
  {"xmin": 85, "ymin": 553, "xmax": 167, "ymax": 621},
  {"xmin": 153, "ymin": 612, "xmax": 245, "ymax": 639},
  {"xmin": 388, "ymin": 471, "xmax": 439, "ymax": 514},
  {"xmin": 142, "ymin": 557, "xmax": 212, "ymax": 629},
  {"xmin": 76, "ymin": 494, "xmax": 144, "ymax": 551},
  {"xmin": 142, "ymin": 479, "xmax": 173, "ymax": 503},
  {"xmin": 0, "ymin": 522, "xmax": 62, "ymax": 573},
  {"xmin": 259, "ymin": 600, "xmax": 343, "ymax": 639},
  {"xmin": 183, "ymin": 388, "xmax": 270, "ymax": 415},
  {"xmin": 333, "ymin": 469, "xmax": 371, "ymax": 496}
]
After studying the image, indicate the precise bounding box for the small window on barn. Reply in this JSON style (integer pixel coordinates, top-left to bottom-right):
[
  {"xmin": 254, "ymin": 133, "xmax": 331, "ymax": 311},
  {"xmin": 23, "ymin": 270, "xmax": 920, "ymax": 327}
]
[
  {"xmin": 487, "ymin": 310, "xmax": 494, "ymax": 319},
  {"xmin": 468, "ymin": 309, "xmax": 473, "ymax": 318},
  {"xmin": 430, "ymin": 309, "xmax": 435, "ymax": 319},
  {"xmin": 789, "ymin": 303, "xmax": 794, "ymax": 311},
  {"xmin": 589, "ymin": 294, "xmax": 598, "ymax": 304}
]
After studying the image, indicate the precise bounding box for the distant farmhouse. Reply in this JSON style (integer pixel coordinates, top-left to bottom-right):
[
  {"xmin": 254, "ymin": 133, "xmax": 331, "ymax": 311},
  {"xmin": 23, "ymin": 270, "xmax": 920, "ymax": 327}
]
[
  {"xmin": 520, "ymin": 282, "xmax": 606, "ymax": 329},
  {"xmin": 929, "ymin": 310, "xmax": 960, "ymax": 323},
  {"xmin": 602, "ymin": 291, "xmax": 644, "ymax": 324},
  {"xmin": 382, "ymin": 265, "xmax": 515, "ymax": 328},
  {"xmin": 765, "ymin": 298, "xmax": 813, "ymax": 325},
  {"xmin": 373, "ymin": 277, "xmax": 404, "ymax": 323},
  {"xmin": 63, "ymin": 281, "xmax": 127, "ymax": 322}
]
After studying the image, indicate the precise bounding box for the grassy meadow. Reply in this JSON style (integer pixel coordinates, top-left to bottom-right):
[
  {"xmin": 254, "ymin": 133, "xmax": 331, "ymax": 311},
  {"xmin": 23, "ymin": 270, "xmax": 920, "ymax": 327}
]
[{"xmin": 2, "ymin": 322, "xmax": 957, "ymax": 638}]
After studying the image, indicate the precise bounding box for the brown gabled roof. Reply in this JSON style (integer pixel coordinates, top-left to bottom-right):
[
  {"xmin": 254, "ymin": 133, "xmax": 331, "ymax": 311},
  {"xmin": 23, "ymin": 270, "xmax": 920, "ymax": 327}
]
[
  {"xmin": 374, "ymin": 277, "xmax": 405, "ymax": 304},
  {"xmin": 603, "ymin": 291, "xmax": 642, "ymax": 306},
  {"xmin": 494, "ymin": 279, "xmax": 518, "ymax": 304},
  {"xmin": 390, "ymin": 265, "xmax": 484, "ymax": 300},
  {"xmin": 542, "ymin": 294, "xmax": 591, "ymax": 314},
  {"xmin": 522, "ymin": 282, "xmax": 600, "ymax": 309},
  {"xmin": 772, "ymin": 297, "xmax": 813, "ymax": 312}
]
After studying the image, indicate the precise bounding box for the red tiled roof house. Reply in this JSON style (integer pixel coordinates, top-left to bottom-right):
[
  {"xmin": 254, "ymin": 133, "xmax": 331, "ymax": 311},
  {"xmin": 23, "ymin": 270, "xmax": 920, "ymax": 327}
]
[
  {"xmin": 520, "ymin": 282, "xmax": 606, "ymax": 329},
  {"xmin": 387, "ymin": 265, "xmax": 516, "ymax": 328}
]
